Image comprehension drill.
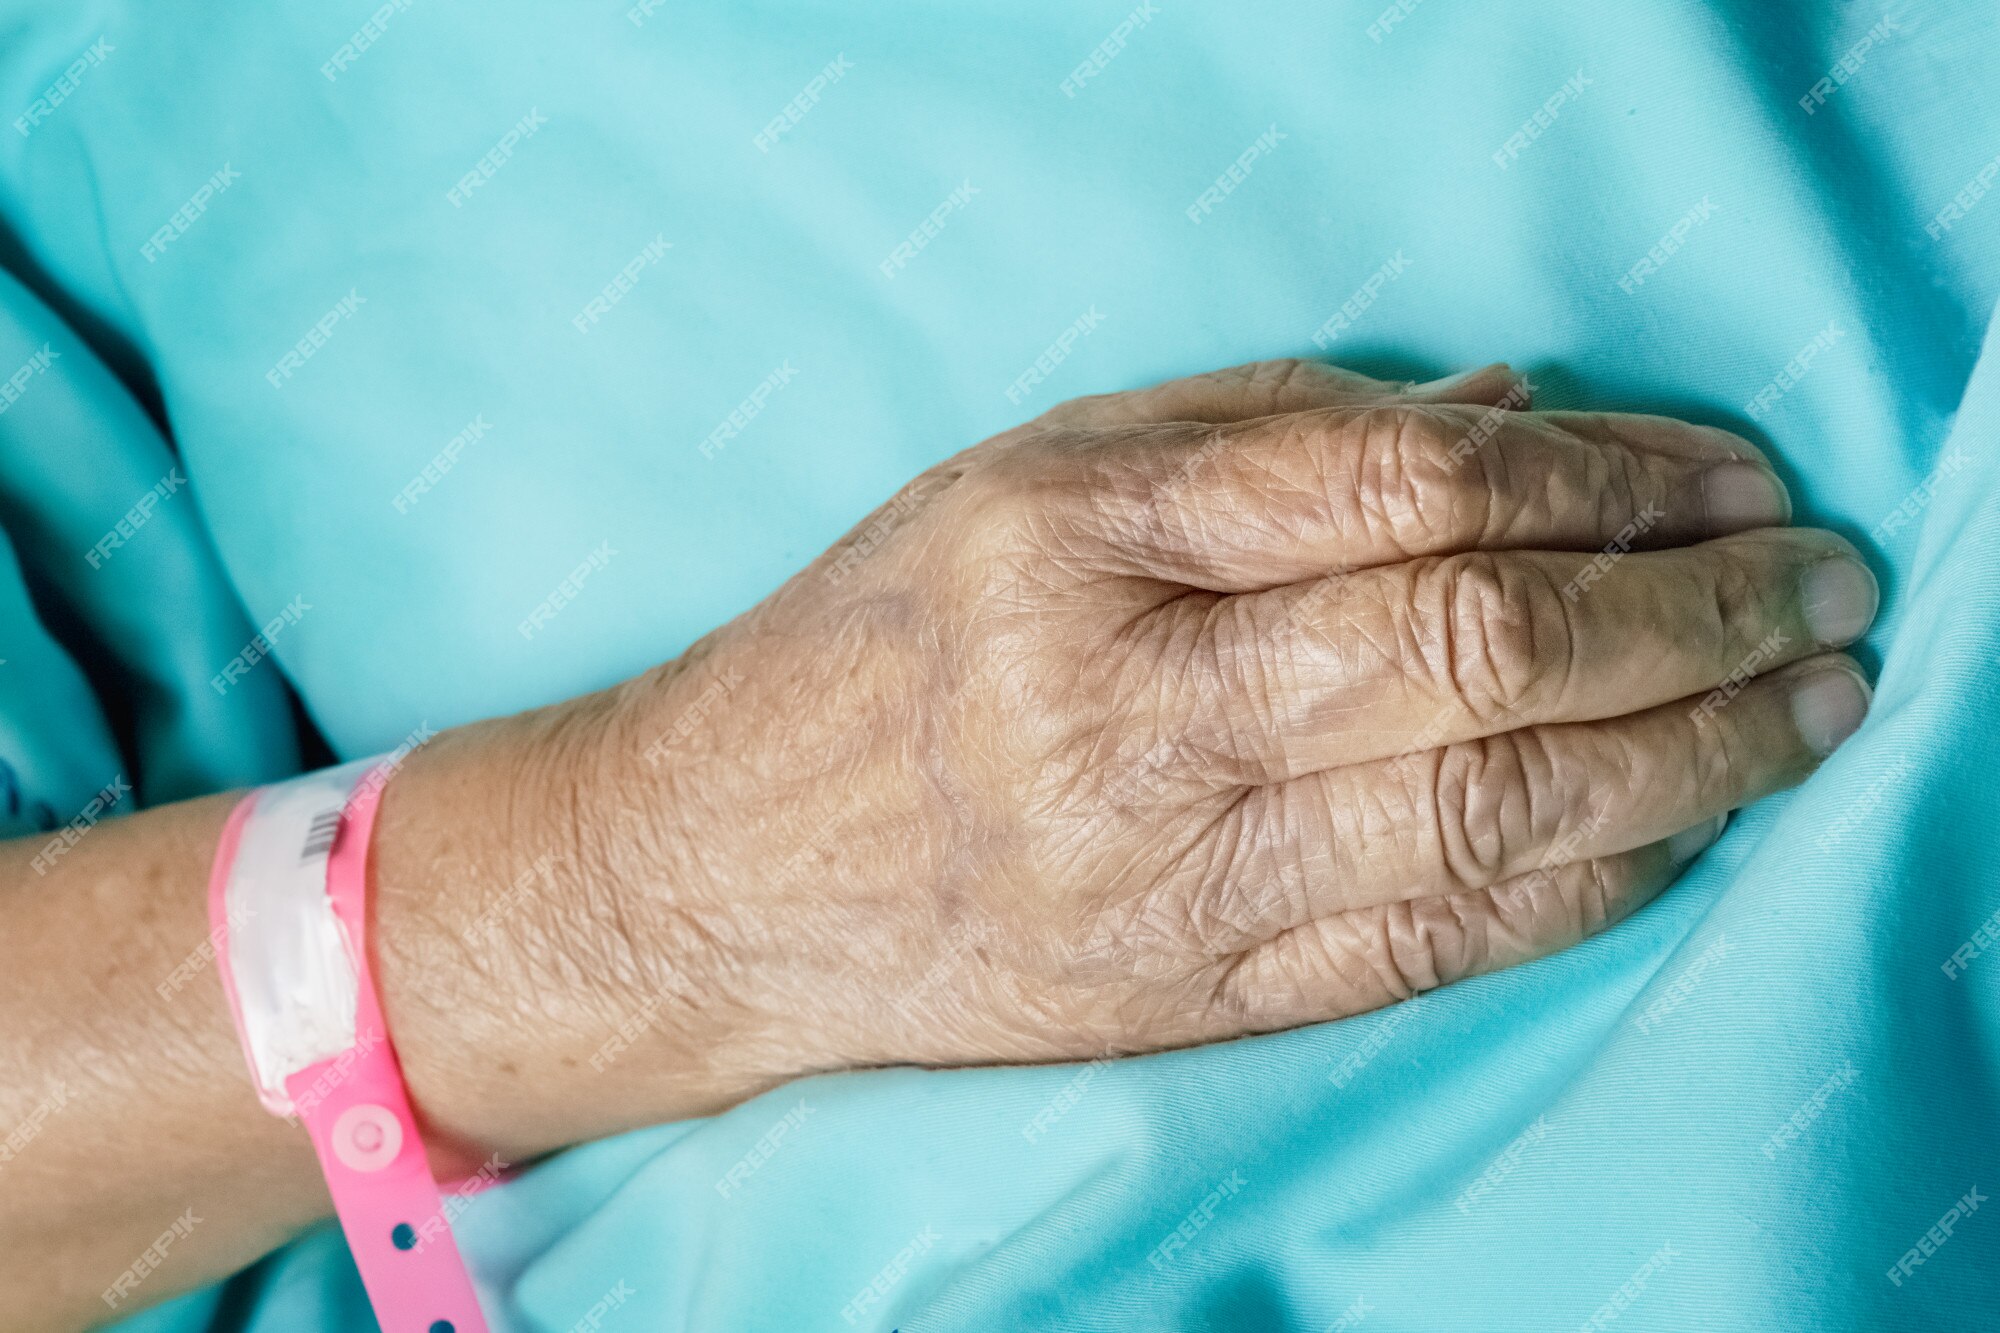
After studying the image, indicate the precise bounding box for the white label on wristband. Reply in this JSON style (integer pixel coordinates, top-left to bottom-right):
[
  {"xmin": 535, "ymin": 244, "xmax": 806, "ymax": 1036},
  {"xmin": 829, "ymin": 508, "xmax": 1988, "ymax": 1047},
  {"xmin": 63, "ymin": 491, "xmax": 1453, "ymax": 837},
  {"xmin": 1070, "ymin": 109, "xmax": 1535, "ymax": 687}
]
[{"xmin": 222, "ymin": 759, "xmax": 377, "ymax": 1109}]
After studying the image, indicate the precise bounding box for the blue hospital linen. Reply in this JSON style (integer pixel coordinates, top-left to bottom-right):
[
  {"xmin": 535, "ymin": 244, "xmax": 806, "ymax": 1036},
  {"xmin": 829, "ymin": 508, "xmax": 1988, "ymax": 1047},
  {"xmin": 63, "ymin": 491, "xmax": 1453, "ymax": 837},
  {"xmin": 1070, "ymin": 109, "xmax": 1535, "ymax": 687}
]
[{"xmin": 0, "ymin": 1, "xmax": 1994, "ymax": 1327}]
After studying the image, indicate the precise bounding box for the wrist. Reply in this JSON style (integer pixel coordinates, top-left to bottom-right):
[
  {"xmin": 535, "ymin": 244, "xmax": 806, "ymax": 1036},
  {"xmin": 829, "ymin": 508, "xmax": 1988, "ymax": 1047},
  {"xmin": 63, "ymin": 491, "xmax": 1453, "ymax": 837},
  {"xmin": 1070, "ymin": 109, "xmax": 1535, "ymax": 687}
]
[{"xmin": 368, "ymin": 683, "xmax": 784, "ymax": 1167}]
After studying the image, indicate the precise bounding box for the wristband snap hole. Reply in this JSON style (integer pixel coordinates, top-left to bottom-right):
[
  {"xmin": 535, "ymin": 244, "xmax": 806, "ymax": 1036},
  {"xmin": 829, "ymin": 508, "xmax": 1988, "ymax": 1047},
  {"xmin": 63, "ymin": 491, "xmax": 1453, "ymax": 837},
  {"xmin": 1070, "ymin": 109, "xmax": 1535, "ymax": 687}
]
[{"xmin": 392, "ymin": 1222, "xmax": 416, "ymax": 1251}]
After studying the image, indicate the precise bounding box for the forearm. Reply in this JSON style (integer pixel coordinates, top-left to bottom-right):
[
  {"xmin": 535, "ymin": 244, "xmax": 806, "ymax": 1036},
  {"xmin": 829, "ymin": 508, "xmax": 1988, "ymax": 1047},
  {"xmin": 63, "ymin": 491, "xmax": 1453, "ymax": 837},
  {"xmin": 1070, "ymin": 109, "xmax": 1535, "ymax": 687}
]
[
  {"xmin": 0, "ymin": 789, "xmax": 320, "ymax": 1328},
  {"xmin": 0, "ymin": 685, "xmax": 764, "ymax": 1330}
]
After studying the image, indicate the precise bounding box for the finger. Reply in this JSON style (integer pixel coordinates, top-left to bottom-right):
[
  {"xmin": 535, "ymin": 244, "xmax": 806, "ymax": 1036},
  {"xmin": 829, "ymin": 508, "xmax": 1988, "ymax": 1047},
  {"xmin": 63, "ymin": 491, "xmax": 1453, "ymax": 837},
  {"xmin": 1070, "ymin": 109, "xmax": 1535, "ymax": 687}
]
[
  {"xmin": 1206, "ymin": 655, "xmax": 1864, "ymax": 943},
  {"xmin": 1177, "ymin": 529, "xmax": 1877, "ymax": 778},
  {"xmin": 1068, "ymin": 402, "xmax": 1784, "ymax": 591},
  {"xmin": 1033, "ymin": 358, "xmax": 1525, "ymax": 430},
  {"xmin": 1213, "ymin": 824, "xmax": 1718, "ymax": 1030}
]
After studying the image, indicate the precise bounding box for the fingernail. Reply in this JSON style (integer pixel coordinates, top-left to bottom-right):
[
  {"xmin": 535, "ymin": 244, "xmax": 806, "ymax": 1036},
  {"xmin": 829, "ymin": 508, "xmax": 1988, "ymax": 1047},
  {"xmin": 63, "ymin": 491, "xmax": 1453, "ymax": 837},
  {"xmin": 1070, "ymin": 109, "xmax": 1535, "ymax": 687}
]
[
  {"xmin": 1667, "ymin": 813, "xmax": 1727, "ymax": 864},
  {"xmin": 1703, "ymin": 462, "xmax": 1791, "ymax": 531},
  {"xmin": 1790, "ymin": 666, "xmax": 1871, "ymax": 756},
  {"xmin": 1800, "ymin": 555, "xmax": 1879, "ymax": 647}
]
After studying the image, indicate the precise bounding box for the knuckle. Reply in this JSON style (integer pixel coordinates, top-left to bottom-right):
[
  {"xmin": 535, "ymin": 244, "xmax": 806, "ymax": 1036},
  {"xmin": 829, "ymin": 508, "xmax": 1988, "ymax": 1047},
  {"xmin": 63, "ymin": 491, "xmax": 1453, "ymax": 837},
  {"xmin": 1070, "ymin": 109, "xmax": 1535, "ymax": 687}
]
[
  {"xmin": 958, "ymin": 445, "xmax": 1048, "ymax": 526},
  {"xmin": 1686, "ymin": 692, "xmax": 1741, "ymax": 799},
  {"xmin": 1254, "ymin": 357, "xmax": 1338, "ymax": 407},
  {"xmin": 1207, "ymin": 358, "xmax": 1335, "ymax": 418},
  {"xmin": 1505, "ymin": 416, "xmax": 1640, "ymax": 542},
  {"xmin": 1365, "ymin": 898, "xmax": 1473, "ymax": 998},
  {"xmin": 1697, "ymin": 542, "xmax": 1765, "ymax": 656},
  {"xmin": 1594, "ymin": 437, "xmax": 1653, "ymax": 535},
  {"xmin": 1351, "ymin": 405, "xmax": 1483, "ymax": 552},
  {"xmin": 1416, "ymin": 552, "xmax": 1568, "ymax": 721},
  {"xmin": 1428, "ymin": 733, "xmax": 1543, "ymax": 889},
  {"xmin": 1486, "ymin": 859, "xmax": 1598, "ymax": 950},
  {"xmin": 1367, "ymin": 401, "xmax": 1447, "ymax": 456},
  {"xmin": 1570, "ymin": 856, "xmax": 1619, "ymax": 935},
  {"xmin": 952, "ymin": 437, "xmax": 1099, "ymax": 560}
]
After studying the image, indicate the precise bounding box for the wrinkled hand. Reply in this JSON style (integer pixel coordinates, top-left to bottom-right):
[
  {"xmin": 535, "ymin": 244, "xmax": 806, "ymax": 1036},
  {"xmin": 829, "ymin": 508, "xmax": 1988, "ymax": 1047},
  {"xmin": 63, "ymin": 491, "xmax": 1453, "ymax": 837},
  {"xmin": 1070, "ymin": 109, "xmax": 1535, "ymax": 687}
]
[{"xmin": 580, "ymin": 360, "xmax": 1875, "ymax": 1087}]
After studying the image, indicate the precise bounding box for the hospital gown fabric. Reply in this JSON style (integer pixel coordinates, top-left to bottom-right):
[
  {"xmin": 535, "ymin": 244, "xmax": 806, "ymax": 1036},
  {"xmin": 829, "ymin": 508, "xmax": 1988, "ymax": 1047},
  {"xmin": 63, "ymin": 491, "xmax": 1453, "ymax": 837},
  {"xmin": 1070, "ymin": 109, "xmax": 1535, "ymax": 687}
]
[{"xmin": 0, "ymin": 1, "xmax": 1995, "ymax": 1328}]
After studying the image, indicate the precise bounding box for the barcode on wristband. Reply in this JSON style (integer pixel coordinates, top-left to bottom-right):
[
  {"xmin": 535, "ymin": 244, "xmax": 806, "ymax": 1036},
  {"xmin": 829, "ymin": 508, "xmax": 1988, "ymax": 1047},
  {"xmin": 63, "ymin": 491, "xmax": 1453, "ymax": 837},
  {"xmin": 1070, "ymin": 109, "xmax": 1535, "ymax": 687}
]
[{"xmin": 299, "ymin": 808, "xmax": 342, "ymax": 864}]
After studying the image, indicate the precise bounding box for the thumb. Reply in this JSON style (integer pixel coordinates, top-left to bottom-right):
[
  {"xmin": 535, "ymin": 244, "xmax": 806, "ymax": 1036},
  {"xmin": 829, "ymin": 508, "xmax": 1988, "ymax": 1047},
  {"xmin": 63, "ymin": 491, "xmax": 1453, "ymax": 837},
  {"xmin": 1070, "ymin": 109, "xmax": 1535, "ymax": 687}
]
[
  {"xmin": 1031, "ymin": 358, "xmax": 1527, "ymax": 429},
  {"xmin": 1400, "ymin": 362, "xmax": 1530, "ymax": 408}
]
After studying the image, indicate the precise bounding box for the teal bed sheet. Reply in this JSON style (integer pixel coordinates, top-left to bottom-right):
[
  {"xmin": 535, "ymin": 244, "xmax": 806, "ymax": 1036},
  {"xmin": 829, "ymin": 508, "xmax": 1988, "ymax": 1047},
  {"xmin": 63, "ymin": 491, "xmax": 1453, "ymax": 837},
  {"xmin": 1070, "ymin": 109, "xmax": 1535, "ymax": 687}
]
[{"xmin": 0, "ymin": 1, "xmax": 1995, "ymax": 1328}]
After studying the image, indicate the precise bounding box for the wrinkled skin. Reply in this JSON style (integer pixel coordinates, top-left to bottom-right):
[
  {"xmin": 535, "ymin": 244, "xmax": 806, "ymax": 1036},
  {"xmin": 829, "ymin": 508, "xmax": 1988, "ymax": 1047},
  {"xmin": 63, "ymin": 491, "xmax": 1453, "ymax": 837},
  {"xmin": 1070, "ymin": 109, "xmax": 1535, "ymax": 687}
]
[
  {"xmin": 533, "ymin": 357, "xmax": 1875, "ymax": 1095},
  {"xmin": 0, "ymin": 358, "xmax": 1882, "ymax": 1329}
]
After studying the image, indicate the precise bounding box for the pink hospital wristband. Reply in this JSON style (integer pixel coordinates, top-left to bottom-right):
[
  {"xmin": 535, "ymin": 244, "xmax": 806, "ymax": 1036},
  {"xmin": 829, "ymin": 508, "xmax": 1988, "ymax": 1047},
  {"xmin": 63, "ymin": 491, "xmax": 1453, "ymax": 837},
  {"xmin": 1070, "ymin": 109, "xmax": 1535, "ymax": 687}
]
[{"xmin": 209, "ymin": 760, "xmax": 489, "ymax": 1333}]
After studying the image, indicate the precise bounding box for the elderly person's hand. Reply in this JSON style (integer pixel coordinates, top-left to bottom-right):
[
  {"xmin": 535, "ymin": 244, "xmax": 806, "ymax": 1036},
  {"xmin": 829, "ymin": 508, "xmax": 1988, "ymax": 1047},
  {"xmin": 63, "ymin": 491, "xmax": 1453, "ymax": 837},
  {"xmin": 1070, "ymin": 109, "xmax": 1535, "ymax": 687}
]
[
  {"xmin": 385, "ymin": 359, "xmax": 1874, "ymax": 1152},
  {"xmin": 1, "ymin": 359, "xmax": 1877, "ymax": 1326}
]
